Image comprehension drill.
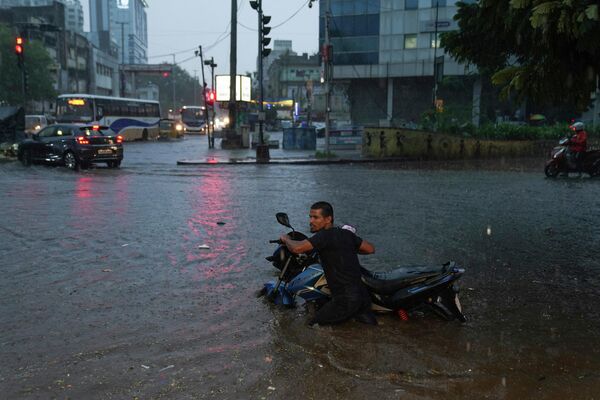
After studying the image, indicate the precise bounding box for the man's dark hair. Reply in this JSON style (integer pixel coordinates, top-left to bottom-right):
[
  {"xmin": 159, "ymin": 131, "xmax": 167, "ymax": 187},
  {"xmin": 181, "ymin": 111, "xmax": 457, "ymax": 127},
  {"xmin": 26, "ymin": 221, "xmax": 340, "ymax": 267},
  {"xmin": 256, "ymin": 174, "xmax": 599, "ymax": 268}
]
[{"xmin": 311, "ymin": 201, "xmax": 334, "ymax": 222}]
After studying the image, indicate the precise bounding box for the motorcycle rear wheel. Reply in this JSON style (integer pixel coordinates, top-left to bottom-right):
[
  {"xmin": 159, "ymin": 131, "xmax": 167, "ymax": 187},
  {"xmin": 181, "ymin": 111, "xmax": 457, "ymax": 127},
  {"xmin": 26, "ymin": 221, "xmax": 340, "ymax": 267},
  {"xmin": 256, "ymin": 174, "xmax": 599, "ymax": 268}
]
[{"xmin": 544, "ymin": 162, "xmax": 560, "ymax": 178}]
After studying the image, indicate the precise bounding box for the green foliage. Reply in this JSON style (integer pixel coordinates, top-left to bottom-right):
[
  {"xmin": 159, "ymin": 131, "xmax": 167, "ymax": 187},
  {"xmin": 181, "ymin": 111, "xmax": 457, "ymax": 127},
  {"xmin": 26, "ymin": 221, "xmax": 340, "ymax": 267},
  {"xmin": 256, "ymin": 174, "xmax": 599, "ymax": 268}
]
[
  {"xmin": 441, "ymin": 0, "xmax": 600, "ymax": 111},
  {"xmin": 315, "ymin": 150, "xmax": 337, "ymax": 159},
  {"xmin": 473, "ymin": 123, "xmax": 570, "ymax": 140},
  {"xmin": 0, "ymin": 24, "xmax": 56, "ymax": 105}
]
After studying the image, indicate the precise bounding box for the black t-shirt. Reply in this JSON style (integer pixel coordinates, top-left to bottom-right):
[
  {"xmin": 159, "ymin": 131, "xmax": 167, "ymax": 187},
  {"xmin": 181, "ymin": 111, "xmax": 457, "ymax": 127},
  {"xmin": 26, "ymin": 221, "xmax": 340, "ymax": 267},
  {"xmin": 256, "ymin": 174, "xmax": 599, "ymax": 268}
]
[{"xmin": 308, "ymin": 227, "xmax": 365, "ymax": 298}]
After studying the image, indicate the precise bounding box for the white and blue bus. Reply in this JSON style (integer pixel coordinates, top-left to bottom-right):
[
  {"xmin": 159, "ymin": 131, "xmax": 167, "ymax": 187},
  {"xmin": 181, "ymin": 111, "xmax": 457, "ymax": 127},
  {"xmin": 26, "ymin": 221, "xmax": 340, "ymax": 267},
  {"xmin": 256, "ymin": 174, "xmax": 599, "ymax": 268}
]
[{"xmin": 56, "ymin": 94, "xmax": 161, "ymax": 141}]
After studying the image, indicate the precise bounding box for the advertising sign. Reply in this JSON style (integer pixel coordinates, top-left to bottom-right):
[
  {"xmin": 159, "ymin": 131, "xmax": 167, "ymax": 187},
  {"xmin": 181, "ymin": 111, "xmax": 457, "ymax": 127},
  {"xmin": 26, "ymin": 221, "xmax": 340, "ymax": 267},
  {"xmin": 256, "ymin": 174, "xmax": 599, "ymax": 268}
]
[{"xmin": 216, "ymin": 75, "xmax": 252, "ymax": 102}]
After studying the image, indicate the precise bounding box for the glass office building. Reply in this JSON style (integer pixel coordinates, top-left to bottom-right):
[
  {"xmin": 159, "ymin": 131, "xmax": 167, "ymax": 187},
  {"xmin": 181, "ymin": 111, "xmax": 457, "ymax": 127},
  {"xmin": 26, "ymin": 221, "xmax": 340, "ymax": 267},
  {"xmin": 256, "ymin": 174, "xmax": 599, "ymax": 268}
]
[{"xmin": 319, "ymin": 0, "xmax": 475, "ymax": 125}]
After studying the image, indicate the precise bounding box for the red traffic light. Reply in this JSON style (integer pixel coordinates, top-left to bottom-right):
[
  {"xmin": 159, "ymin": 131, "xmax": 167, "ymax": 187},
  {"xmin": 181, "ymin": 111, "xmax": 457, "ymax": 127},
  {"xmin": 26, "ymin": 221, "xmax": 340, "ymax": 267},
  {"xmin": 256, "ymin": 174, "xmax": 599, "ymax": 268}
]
[
  {"xmin": 15, "ymin": 37, "xmax": 24, "ymax": 55},
  {"xmin": 162, "ymin": 71, "xmax": 170, "ymax": 78},
  {"xmin": 205, "ymin": 89, "xmax": 216, "ymax": 105}
]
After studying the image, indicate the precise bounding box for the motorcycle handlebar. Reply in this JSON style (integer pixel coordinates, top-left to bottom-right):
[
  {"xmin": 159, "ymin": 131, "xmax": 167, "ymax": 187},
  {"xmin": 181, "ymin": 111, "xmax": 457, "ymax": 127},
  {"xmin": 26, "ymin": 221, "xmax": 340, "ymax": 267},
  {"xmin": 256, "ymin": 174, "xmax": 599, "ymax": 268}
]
[{"xmin": 269, "ymin": 239, "xmax": 282, "ymax": 244}]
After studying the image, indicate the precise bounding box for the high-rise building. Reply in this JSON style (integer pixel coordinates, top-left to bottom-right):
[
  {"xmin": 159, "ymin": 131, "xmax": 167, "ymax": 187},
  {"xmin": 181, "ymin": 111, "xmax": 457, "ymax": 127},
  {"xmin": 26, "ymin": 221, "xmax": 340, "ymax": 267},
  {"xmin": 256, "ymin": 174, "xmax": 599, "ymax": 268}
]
[
  {"xmin": 89, "ymin": 0, "xmax": 148, "ymax": 64},
  {"xmin": 0, "ymin": 0, "xmax": 83, "ymax": 32},
  {"xmin": 319, "ymin": 0, "xmax": 475, "ymax": 125}
]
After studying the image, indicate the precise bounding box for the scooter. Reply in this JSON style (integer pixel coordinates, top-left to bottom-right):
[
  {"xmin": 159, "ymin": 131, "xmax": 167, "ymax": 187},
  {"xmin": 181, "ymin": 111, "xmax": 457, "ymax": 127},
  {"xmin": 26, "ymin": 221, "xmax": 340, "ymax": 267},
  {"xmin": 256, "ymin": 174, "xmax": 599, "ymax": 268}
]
[
  {"xmin": 545, "ymin": 138, "xmax": 600, "ymax": 177},
  {"xmin": 259, "ymin": 212, "xmax": 467, "ymax": 322}
]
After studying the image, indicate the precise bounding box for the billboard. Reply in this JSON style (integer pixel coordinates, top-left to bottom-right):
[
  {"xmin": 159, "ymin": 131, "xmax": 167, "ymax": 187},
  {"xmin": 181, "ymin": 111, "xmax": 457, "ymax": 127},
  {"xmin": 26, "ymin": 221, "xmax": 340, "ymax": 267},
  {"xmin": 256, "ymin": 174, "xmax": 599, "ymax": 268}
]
[{"xmin": 216, "ymin": 75, "xmax": 252, "ymax": 102}]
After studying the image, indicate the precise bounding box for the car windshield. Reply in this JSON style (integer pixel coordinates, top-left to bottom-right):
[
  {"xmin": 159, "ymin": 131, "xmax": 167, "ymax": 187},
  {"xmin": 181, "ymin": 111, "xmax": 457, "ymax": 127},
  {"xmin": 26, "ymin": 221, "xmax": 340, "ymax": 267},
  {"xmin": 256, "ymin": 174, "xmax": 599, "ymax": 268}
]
[{"xmin": 56, "ymin": 98, "xmax": 94, "ymax": 123}]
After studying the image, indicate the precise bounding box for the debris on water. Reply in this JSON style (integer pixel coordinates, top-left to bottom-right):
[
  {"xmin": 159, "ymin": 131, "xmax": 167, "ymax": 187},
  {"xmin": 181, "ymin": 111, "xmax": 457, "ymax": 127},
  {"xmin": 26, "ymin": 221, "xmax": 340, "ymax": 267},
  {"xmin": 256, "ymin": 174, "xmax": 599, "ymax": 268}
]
[
  {"xmin": 102, "ymin": 269, "xmax": 112, "ymax": 273},
  {"xmin": 121, "ymin": 243, "xmax": 129, "ymax": 247},
  {"xmin": 141, "ymin": 365, "xmax": 150, "ymax": 369},
  {"xmin": 501, "ymin": 377, "xmax": 507, "ymax": 387},
  {"xmin": 486, "ymin": 226, "xmax": 492, "ymax": 236},
  {"xmin": 264, "ymin": 356, "xmax": 273, "ymax": 363},
  {"xmin": 318, "ymin": 364, "xmax": 323, "ymax": 368},
  {"xmin": 198, "ymin": 244, "xmax": 210, "ymax": 249},
  {"xmin": 468, "ymin": 287, "xmax": 475, "ymax": 291},
  {"xmin": 217, "ymin": 221, "xmax": 226, "ymax": 226},
  {"xmin": 267, "ymin": 386, "xmax": 276, "ymax": 391},
  {"xmin": 159, "ymin": 365, "xmax": 174, "ymax": 372}
]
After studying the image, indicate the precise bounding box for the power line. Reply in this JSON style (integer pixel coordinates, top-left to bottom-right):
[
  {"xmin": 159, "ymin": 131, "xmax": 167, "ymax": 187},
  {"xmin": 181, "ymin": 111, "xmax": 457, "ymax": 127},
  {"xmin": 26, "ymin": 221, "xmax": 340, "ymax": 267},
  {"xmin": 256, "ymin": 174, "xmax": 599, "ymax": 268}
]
[{"xmin": 272, "ymin": 0, "xmax": 310, "ymax": 29}]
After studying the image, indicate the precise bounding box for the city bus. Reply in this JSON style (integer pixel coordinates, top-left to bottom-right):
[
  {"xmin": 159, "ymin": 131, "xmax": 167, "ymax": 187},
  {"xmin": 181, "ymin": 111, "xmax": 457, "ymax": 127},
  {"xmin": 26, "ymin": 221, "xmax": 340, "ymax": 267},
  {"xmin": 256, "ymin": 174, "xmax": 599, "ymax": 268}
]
[
  {"xmin": 56, "ymin": 94, "xmax": 161, "ymax": 141},
  {"xmin": 179, "ymin": 106, "xmax": 206, "ymax": 134}
]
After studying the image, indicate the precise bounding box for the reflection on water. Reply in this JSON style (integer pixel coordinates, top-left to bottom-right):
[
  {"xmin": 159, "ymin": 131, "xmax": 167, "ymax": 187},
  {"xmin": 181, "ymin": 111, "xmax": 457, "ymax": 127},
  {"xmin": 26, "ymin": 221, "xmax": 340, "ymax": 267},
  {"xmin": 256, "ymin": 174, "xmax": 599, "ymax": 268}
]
[{"xmin": 1, "ymin": 158, "xmax": 600, "ymax": 399}]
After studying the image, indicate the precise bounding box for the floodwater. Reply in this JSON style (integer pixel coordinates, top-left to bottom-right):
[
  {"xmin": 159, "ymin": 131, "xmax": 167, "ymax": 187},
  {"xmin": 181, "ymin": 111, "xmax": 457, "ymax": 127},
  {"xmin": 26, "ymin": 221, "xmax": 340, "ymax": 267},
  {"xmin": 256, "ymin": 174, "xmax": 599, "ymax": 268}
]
[{"xmin": 1, "ymin": 136, "xmax": 600, "ymax": 399}]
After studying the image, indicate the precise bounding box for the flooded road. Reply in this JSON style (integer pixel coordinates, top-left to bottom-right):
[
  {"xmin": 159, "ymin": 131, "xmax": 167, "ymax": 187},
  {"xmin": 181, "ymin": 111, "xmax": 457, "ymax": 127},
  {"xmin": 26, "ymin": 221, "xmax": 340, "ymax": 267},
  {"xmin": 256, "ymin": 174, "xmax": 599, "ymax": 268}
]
[{"xmin": 1, "ymin": 136, "xmax": 600, "ymax": 399}]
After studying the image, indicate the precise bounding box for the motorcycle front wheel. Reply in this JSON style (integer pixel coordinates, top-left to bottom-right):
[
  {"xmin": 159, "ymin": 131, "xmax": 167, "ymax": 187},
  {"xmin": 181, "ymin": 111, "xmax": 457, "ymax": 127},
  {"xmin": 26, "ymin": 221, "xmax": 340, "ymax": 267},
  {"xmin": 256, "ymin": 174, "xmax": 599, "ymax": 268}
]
[{"xmin": 545, "ymin": 162, "xmax": 560, "ymax": 178}]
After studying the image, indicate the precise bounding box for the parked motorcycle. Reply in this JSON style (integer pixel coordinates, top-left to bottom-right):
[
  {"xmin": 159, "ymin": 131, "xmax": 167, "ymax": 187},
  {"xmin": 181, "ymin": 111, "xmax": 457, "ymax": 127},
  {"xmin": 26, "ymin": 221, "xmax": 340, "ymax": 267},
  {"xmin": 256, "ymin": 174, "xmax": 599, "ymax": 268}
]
[
  {"xmin": 259, "ymin": 212, "xmax": 467, "ymax": 322},
  {"xmin": 545, "ymin": 138, "xmax": 600, "ymax": 177}
]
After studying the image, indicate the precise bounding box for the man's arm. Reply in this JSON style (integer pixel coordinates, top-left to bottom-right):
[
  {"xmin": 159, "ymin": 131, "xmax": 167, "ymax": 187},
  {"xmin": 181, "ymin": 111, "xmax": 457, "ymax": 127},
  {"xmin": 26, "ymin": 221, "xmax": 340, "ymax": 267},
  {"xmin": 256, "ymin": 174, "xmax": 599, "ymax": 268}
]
[
  {"xmin": 358, "ymin": 239, "xmax": 375, "ymax": 255},
  {"xmin": 280, "ymin": 235, "xmax": 314, "ymax": 254}
]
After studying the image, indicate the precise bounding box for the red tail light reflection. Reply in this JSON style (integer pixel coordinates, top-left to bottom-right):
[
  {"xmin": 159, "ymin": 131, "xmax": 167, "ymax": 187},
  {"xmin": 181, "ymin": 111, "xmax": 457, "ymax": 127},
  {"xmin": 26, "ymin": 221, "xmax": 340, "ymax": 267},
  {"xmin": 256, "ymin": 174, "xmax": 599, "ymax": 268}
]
[{"xmin": 76, "ymin": 136, "xmax": 89, "ymax": 144}]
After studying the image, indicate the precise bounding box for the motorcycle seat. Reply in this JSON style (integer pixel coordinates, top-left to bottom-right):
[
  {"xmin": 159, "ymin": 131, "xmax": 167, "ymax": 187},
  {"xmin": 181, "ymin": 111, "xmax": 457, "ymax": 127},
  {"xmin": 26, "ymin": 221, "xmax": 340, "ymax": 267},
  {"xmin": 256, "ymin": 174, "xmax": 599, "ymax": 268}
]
[{"xmin": 361, "ymin": 264, "xmax": 449, "ymax": 295}]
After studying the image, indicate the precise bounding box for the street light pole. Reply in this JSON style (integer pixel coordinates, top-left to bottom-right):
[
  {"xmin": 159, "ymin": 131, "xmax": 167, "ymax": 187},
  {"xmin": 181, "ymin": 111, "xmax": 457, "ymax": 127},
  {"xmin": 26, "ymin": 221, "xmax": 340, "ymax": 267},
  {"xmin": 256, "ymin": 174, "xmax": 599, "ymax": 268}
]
[
  {"xmin": 196, "ymin": 46, "xmax": 212, "ymax": 149},
  {"xmin": 171, "ymin": 53, "xmax": 176, "ymax": 115}
]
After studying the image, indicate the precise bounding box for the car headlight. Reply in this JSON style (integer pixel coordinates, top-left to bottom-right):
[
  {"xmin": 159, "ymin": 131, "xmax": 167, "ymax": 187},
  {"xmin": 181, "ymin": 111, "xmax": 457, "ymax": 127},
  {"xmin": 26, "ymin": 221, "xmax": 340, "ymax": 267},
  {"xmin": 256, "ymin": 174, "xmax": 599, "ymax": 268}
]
[
  {"xmin": 34, "ymin": 125, "xmax": 41, "ymax": 131},
  {"xmin": 175, "ymin": 124, "xmax": 183, "ymax": 131}
]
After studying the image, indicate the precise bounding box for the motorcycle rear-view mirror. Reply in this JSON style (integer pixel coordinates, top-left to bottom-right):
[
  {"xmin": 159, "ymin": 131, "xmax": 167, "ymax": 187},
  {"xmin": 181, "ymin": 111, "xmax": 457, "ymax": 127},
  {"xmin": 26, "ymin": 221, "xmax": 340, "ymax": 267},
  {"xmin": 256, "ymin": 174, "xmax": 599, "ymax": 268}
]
[{"xmin": 276, "ymin": 212, "xmax": 293, "ymax": 229}]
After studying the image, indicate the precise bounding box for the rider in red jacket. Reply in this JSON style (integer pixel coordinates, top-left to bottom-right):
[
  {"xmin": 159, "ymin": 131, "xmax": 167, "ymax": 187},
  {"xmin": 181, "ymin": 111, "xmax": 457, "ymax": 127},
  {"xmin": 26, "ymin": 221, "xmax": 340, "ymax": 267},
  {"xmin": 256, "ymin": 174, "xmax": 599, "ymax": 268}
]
[{"xmin": 569, "ymin": 122, "xmax": 588, "ymax": 174}]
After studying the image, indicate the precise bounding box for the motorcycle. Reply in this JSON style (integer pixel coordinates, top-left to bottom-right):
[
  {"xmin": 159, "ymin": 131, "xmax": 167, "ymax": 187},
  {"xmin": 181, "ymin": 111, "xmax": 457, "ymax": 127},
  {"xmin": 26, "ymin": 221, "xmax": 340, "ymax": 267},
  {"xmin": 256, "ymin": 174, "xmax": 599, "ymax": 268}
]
[
  {"xmin": 259, "ymin": 212, "xmax": 467, "ymax": 322},
  {"xmin": 545, "ymin": 138, "xmax": 600, "ymax": 178}
]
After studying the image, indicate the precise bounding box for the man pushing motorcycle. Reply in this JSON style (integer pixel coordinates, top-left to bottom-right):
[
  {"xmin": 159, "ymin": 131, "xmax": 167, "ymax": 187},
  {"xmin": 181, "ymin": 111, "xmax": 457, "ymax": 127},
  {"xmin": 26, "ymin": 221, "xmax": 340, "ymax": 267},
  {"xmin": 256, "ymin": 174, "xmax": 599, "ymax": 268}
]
[{"xmin": 279, "ymin": 201, "xmax": 378, "ymax": 326}]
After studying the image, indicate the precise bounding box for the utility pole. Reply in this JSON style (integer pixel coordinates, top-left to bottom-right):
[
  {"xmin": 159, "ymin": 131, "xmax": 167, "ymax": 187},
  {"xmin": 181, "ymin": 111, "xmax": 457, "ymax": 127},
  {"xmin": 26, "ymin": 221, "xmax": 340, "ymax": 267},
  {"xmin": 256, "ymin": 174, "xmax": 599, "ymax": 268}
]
[
  {"xmin": 117, "ymin": 21, "xmax": 127, "ymax": 96},
  {"xmin": 432, "ymin": 0, "xmax": 439, "ymax": 110},
  {"xmin": 229, "ymin": 0, "xmax": 237, "ymax": 132},
  {"xmin": 204, "ymin": 57, "xmax": 217, "ymax": 148},
  {"xmin": 324, "ymin": 0, "xmax": 331, "ymax": 155},
  {"xmin": 250, "ymin": 0, "xmax": 272, "ymax": 162},
  {"xmin": 196, "ymin": 46, "xmax": 212, "ymax": 148},
  {"xmin": 171, "ymin": 53, "xmax": 176, "ymax": 115}
]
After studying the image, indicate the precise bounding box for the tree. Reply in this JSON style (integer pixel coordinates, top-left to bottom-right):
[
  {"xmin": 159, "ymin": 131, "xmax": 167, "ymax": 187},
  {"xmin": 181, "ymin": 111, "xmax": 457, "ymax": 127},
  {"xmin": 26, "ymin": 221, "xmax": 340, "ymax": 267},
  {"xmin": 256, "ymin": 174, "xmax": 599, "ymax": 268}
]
[
  {"xmin": 0, "ymin": 24, "xmax": 56, "ymax": 105},
  {"xmin": 441, "ymin": 1, "xmax": 600, "ymax": 111},
  {"xmin": 135, "ymin": 63, "xmax": 201, "ymax": 113}
]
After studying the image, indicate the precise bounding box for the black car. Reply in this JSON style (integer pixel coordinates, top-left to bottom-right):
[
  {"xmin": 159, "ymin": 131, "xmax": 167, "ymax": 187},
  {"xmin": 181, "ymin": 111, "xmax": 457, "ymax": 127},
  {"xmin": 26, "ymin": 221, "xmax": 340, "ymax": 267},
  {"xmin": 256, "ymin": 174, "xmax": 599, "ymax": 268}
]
[{"xmin": 18, "ymin": 124, "xmax": 124, "ymax": 170}]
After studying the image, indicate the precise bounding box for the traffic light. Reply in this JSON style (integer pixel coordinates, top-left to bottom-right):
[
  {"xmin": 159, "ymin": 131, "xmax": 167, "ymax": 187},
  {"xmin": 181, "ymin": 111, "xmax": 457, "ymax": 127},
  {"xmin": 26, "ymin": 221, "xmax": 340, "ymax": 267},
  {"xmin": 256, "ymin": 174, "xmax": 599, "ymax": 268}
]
[
  {"xmin": 261, "ymin": 15, "xmax": 271, "ymax": 57},
  {"xmin": 15, "ymin": 37, "xmax": 24, "ymax": 67},
  {"xmin": 205, "ymin": 89, "xmax": 215, "ymax": 106},
  {"xmin": 162, "ymin": 71, "xmax": 170, "ymax": 78}
]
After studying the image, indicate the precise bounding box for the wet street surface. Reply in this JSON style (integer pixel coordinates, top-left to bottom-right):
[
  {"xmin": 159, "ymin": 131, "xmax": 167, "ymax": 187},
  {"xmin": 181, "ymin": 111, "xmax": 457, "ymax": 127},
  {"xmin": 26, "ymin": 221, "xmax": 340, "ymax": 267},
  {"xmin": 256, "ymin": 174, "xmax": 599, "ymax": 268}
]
[{"xmin": 1, "ymin": 135, "xmax": 600, "ymax": 399}]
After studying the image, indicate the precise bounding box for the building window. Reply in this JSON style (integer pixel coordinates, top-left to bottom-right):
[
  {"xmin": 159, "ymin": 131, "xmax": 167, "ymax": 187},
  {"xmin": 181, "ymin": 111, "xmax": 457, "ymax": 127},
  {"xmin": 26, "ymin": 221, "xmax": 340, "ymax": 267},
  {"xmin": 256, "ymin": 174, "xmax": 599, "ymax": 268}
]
[
  {"xmin": 405, "ymin": 0, "xmax": 418, "ymax": 10},
  {"xmin": 432, "ymin": 0, "xmax": 447, "ymax": 6},
  {"xmin": 430, "ymin": 32, "xmax": 440, "ymax": 48},
  {"xmin": 404, "ymin": 34, "xmax": 417, "ymax": 49}
]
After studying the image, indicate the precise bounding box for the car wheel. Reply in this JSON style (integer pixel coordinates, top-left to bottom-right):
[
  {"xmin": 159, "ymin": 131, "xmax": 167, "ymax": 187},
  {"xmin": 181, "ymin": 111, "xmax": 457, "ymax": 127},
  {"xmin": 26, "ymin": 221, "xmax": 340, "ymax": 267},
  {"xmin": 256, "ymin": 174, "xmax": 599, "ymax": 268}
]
[
  {"xmin": 63, "ymin": 151, "xmax": 79, "ymax": 170},
  {"xmin": 142, "ymin": 129, "xmax": 149, "ymax": 141},
  {"xmin": 21, "ymin": 149, "xmax": 32, "ymax": 166},
  {"xmin": 107, "ymin": 160, "xmax": 121, "ymax": 168},
  {"xmin": 544, "ymin": 162, "xmax": 559, "ymax": 178}
]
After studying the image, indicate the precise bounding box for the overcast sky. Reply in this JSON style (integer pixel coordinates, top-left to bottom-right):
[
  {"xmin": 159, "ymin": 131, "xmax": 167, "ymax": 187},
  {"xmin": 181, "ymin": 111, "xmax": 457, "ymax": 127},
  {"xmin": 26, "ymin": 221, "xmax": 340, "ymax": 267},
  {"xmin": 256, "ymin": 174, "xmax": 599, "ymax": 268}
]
[{"xmin": 83, "ymin": 0, "xmax": 320, "ymax": 79}]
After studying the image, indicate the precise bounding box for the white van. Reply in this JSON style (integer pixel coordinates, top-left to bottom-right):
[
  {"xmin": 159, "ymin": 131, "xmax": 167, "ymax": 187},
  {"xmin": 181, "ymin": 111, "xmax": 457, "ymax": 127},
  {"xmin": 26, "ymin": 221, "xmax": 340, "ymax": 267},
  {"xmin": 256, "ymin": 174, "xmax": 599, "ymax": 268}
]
[{"xmin": 25, "ymin": 115, "xmax": 48, "ymax": 135}]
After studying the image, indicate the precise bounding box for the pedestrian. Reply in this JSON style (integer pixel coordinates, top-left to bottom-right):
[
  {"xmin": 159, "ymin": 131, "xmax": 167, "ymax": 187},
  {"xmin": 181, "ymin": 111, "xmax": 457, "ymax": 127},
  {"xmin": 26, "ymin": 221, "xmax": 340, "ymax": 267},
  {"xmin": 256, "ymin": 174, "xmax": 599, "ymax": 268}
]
[
  {"xmin": 279, "ymin": 201, "xmax": 377, "ymax": 326},
  {"xmin": 569, "ymin": 122, "xmax": 588, "ymax": 176}
]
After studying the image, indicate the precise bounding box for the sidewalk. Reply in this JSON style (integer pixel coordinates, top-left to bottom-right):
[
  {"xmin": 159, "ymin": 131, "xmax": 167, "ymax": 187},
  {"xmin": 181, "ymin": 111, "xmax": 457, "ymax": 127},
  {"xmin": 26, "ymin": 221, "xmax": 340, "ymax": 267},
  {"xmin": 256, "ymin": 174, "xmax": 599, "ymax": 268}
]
[{"xmin": 176, "ymin": 131, "xmax": 367, "ymax": 165}]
